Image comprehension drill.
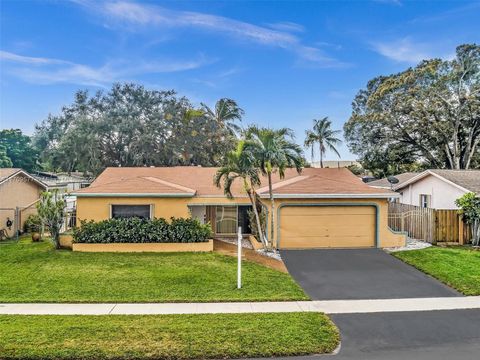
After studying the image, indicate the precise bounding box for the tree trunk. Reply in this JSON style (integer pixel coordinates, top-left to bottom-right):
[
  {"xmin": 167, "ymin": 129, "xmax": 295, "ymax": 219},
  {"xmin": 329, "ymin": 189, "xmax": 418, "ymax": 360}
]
[
  {"xmin": 246, "ymin": 181, "xmax": 267, "ymax": 249},
  {"xmin": 268, "ymin": 171, "xmax": 275, "ymax": 250},
  {"xmin": 319, "ymin": 144, "xmax": 324, "ymax": 168}
]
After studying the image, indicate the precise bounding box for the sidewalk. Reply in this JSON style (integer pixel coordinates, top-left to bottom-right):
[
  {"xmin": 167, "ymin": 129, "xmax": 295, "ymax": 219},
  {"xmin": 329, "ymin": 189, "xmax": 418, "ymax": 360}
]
[{"xmin": 1, "ymin": 296, "xmax": 479, "ymax": 315}]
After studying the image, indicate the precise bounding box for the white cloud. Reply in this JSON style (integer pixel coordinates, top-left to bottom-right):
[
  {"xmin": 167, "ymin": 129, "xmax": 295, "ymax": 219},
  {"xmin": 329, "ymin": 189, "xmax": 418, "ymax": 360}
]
[
  {"xmin": 75, "ymin": 0, "xmax": 344, "ymax": 67},
  {"xmin": 1, "ymin": 50, "xmax": 214, "ymax": 86},
  {"xmin": 266, "ymin": 21, "xmax": 305, "ymax": 33},
  {"xmin": 0, "ymin": 51, "xmax": 68, "ymax": 65},
  {"xmin": 371, "ymin": 38, "xmax": 432, "ymax": 64}
]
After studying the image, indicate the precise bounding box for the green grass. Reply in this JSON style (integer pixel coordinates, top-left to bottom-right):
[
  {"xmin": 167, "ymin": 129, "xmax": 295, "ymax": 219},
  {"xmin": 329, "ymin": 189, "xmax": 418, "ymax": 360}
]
[
  {"xmin": 0, "ymin": 239, "xmax": 307, "ymax": 302},
  {"xmin": 0, "ymin": 313, "xmax": 339, "ymax": 359},
  {"xmin": 393, "ymin": 246, "xmax": 480, "ymax": 295}
]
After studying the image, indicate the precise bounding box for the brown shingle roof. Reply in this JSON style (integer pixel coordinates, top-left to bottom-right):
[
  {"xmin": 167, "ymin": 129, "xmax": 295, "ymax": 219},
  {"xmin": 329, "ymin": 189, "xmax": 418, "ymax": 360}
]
[
  {"xmin": 0, "ymin": 168, "xmax": 21, "ymax": 181},
  {"xmin": 368, "ymin": 172, "xmax": 419, "ymax": 189},
  {"xmin": 73, "ymin": 166, "xmax": 395, "ymax": 198},
  {"xmin": 430, "ymin": 170, "xmax": 480, "ymax": 194}
]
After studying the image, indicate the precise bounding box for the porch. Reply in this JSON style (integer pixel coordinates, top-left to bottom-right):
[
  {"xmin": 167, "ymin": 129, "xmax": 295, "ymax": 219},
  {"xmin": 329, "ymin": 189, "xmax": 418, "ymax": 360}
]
[{"xmin": 189, "ymin": 204, "xmax": 253, "ymax": 238}]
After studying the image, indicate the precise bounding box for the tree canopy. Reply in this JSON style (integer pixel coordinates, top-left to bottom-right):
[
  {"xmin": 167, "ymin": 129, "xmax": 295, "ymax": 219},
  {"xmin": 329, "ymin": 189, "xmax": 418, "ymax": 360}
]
[
  {"xmin": 0, "ymin": 129, "xmax": 39, "ymax": 171},
  {"xmin": 344, "ymin": 44, "xmax": 480, "ymax": 177},
  {"xmin": 33, "ymin": 83, "xmax": 243, "ymax": 174}
]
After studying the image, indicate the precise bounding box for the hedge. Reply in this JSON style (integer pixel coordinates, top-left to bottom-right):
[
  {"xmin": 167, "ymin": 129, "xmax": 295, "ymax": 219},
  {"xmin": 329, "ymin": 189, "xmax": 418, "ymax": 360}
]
[{"xmin": 73, "ymin": 217, "xmax": 213, "ymax": 244}]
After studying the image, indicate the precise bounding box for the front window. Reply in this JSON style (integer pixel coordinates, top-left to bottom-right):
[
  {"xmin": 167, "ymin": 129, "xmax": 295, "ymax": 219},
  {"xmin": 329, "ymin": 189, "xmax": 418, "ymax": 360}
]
[
  {"xmin": 111, "ymin": 205, "xmax": 151, "ymax": 219},
  {"xmin": 419, "ymin": 194, "xmax": 431, "ymax": 208}
]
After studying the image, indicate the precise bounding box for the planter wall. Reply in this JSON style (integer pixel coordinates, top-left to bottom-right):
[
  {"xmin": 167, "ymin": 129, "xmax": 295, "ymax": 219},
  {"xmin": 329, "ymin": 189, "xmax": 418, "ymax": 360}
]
[{"xmin": 72, "ymin": 240, "xmax": 213, "ymax": 253}]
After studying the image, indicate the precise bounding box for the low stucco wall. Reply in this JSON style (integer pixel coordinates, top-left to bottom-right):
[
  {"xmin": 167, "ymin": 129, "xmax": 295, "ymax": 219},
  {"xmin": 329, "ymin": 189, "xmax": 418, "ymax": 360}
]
[{"xmin": 72, "ymin": 240, "xmax": 213, "ymax": 253}]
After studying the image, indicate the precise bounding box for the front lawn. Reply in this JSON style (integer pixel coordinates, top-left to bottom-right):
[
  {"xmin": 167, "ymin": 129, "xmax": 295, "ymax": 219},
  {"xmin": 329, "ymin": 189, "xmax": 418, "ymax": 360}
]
[
  {"xmin": 0, "ymin": 239, "xmax": 307, "ymax": 302},
  {"xmin": 393, "ymin": 246, "xmax": 480, "ymax": 295},
  {"xmin": 0, "ymin": 313, "xmax": 339, "ymax": 359}
]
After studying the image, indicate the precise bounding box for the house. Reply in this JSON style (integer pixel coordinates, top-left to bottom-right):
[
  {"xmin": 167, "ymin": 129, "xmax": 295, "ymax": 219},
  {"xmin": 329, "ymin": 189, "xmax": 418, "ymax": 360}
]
[
  {"xmin": 72, "ymin": 167, "xmax": 405, "ymax": 249},
  {"xmin": 32, "ymin": 171, "xmax": 92, "ymax": 193},
  {"xmin": 389, "ymin": 170, "xmax": 480, "ymax": 210},
  {"xmin": 0, "ymin": 168, "xmax": 47, "ymax": 236},
  {"xmin": 370, "ymin": 170, "xmax": 480, "ymax": 209},
  {"xmin": 310, "ymin": 160, "xmax": 361, "ymax": 168},
  {"xmin": 368, "ymin": 172, "xmax": 419, "ymax": 190}
]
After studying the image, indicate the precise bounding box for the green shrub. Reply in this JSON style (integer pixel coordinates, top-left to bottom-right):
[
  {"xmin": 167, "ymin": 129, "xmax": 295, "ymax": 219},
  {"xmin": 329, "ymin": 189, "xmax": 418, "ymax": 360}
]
[
  {"xmin": 73, "ymin": 217, "xmax": 212, "ymax": 244},
  {"xmin": 23, "ymin": 214, "xmax": 42, "ymax": 233}
]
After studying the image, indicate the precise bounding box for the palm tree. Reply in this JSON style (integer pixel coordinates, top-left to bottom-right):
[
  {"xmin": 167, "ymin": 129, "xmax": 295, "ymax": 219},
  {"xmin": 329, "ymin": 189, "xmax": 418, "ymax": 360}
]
[
  {"xmin": 304, "ymin": 117, "xmax": 342, "ymax": 168},
  {"xmin": 244, "ymin": 126, "xmax": 303, "ymax": 248},
  {"xmin": 214, "ymin": 140, "xmax": 267, "ymax": 247},
  {"xmin": 202, "ymin": 98, "xmax": 244, "ymax": 137}
]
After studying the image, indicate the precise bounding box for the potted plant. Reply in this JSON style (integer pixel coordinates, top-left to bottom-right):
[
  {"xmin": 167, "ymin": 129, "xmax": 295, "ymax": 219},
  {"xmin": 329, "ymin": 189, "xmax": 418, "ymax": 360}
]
[{"xmin": 24, "ymin": 214, "xmax": 42, "ymax": 242}]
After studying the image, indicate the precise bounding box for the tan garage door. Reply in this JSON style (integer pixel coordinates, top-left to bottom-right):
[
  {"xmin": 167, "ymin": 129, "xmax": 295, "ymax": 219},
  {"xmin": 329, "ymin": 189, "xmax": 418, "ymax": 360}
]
[{"xmin": 279, "ymin": 206, "xmax": 376, "ymax": 249}]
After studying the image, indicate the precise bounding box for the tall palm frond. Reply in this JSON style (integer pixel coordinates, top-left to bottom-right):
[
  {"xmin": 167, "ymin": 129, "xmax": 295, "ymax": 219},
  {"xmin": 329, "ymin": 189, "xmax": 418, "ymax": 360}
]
[{"xmin": 304, "ymin": 117, "xmax": 342, "ymax": 167}]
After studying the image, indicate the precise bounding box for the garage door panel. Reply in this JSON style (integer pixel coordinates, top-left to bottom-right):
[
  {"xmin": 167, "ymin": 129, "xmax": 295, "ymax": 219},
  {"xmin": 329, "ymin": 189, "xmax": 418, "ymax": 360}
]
[
  {"xmin": 281, "ymin": 223, "xmax": 374, "ymax": 237},
  {"xmin": 279, "ymin": 206, "xmax": 375, "ymax": 249},
  {"xmin": 282, "ymin": 207, "xmax": 375, "ymax": 217}
]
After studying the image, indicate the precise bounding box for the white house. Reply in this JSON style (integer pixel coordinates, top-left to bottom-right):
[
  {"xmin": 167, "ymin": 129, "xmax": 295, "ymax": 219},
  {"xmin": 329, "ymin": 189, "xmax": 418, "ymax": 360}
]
[{"xmin": 369, "ymin": 170, "xmax": 480, "ymax": 210}]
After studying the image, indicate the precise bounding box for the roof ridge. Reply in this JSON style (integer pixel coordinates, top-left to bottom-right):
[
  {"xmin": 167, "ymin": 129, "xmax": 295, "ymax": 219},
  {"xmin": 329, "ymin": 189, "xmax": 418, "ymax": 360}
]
[{"xmin": 142, "ymin": 176, "xmax": 196, "ymax": 194}]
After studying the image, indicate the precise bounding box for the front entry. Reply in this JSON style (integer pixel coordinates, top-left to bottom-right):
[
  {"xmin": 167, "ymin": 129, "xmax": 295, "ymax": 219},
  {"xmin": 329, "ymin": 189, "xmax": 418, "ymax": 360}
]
[{"xmin": 278, "ymin": 205, "xmax": 376, "ymax": 249}]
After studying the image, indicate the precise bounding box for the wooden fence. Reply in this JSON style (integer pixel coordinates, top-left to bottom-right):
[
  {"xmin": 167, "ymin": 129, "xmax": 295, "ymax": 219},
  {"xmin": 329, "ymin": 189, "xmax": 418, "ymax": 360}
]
[{"xmin": 388, "ymin": 203, "xmax": 472, "ymax": 244}]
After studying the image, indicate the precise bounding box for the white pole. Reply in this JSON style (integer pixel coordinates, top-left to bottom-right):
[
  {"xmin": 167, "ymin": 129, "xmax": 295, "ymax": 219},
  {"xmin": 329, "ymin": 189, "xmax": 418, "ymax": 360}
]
[{"xmin": 237, "ymin": 226, "xmax": 242, "ymax": 289}]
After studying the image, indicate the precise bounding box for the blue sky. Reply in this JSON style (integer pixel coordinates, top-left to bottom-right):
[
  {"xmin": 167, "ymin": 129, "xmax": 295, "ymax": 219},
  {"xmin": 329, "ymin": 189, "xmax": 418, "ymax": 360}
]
[{"xmin": 1, "ymin": 0, "xmax": 479, "ymax": 160}]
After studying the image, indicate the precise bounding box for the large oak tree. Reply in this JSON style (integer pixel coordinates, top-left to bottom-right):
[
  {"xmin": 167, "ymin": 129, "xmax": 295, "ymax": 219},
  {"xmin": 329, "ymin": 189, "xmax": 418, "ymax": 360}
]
[
  {"xmin": 34, "ymin": 83, "xmax": 242, "ymax": 174},
  {"xmin": 344, "ymin": 44, "xmax": 480, "ymax": 176}
]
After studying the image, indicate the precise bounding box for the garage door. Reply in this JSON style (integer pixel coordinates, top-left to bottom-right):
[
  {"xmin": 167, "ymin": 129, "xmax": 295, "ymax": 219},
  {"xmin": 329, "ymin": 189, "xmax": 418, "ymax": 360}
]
[{"xmin": 279, "ymin": 206, "xmax": 376, "ymax": 249}]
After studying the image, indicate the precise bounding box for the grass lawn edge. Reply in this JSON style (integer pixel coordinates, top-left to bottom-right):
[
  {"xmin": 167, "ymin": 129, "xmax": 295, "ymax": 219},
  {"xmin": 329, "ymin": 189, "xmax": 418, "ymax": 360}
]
[{"xmin": 0, "ymin": 312, "xmax": 340, "ymax": 359}]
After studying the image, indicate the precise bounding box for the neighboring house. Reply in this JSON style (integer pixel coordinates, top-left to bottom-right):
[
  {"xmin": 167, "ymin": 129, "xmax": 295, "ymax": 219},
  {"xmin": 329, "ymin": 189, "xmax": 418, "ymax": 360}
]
[
  {"xmin": 32, "ymin": 171, "xmax": 92, "ymax": 193},
  {"xmin": 310, "ymin": 160, "xmax": 360, "ymax": 168},
  {"xmin": 0, "ymin": 168, "xmax": 47, "ymax": 236},
  {"xmin": 368, "ymin": 172, "xmax": 419, "ymax": 190},
  {"xmin": 72, "ymin": 167, "xmax": 405, "ymax": 249},
  {"xmin": 393, "ymin": 170, "xmax": 480, "ymax": 210}
]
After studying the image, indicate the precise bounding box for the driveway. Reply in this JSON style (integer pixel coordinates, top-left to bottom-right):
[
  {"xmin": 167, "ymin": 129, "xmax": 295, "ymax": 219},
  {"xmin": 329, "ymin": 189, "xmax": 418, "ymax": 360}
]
[
  {"xmin": 281, "ymin": 249, "xmax": 460, "ymax": 300},
  {"xmin": 257, "ymin": 309, "xmax": 480, "ymax": 360}
]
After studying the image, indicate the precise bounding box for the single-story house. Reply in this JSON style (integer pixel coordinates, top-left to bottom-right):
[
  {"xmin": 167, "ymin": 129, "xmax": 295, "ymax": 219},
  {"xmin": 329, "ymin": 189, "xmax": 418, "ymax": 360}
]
[
  {"xmin": 71, "ymin": 167, "xmax": 406, "ymax": 249},
  {"xmin": 371, "ymin": 169, "xmax": 480, "ymax": 210},
  {"xmin": 0, "ymin": 168, "xmax": 47, "ymax": 236}
]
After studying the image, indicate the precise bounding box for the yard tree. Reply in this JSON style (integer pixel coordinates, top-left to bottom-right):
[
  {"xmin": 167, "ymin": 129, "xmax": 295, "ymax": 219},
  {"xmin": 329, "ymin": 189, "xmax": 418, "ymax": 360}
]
[
  {"xmin": 0, "ymin": 129, "xmax": 39, "ymax": 171},
  {"xmin": 344, "ymin": 44, "xmax": 480, "ymax": 175},
  {"xmin": 37, "ymin": 190, "xmax": 66, "ymax": 249},
  {"xmin": 214, "ymin": 140, "xmax": 267, "ymax": 247},
  {"xmin": 304, "ymin": 117, "xmax": 342, "ymax": 168},
  {"xmin": 34, "ymin": 83, "xmax": 241, "ymax": 174},
  {"xmin": 244, "ymin": 126, "xmax": 303, "ymax": 249},
  {"xmin": 455, "ymin": 192, "xmax": 480, "ymax": 246}
]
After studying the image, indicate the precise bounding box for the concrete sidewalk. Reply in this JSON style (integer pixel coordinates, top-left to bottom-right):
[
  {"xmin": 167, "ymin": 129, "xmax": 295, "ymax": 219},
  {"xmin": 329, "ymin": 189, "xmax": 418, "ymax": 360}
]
[{"xmin": 1, "ymin": 296, "xmax": 479, "ymax": 315}]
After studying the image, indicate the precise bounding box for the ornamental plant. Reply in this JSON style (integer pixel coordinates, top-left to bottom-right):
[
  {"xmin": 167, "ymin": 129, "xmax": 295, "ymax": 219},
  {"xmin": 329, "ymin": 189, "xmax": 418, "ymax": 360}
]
[
  {"xmin": 455, "ymin": 192, "xmax": 480, "ymax": 246},
  {"xmin": 73, "ymin": 217, "xmax": 212, "ymax": 244},
  {"xmin": 36, "ymin": 191, "xmax": 66, "ymax": 249}
]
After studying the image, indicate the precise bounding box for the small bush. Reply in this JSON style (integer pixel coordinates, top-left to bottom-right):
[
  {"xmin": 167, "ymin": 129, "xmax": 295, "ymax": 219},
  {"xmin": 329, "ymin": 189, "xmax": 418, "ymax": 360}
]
[
  {"xmin": 23, "ymin": 214, "xmax": 42, "ymax": 233},
  {"xmin": 73, "ymin": 217, "xmax": 212, "ymax": 244}
]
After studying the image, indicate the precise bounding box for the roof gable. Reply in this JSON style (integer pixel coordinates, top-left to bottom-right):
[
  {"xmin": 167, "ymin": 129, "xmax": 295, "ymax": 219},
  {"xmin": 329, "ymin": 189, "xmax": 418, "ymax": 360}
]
[
  {"xmin": 395, "ymin": 169, "xmax": 480, "ymax": 194},
  {"xmin": 0, "ymin": 168, "xmax": 47, "ymax": 189}
]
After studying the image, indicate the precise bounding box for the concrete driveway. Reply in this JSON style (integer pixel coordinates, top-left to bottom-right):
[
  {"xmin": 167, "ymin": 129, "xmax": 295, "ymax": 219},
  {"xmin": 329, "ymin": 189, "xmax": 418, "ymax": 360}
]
[{"xmin": 281, "ymin": 249, "xmax": 461, "ymax": 300}]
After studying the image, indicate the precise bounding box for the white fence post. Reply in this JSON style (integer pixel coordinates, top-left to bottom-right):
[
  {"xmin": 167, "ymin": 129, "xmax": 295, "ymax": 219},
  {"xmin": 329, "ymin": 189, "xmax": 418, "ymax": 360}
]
[{"xmin": 237, "ymin": 226, "xmax": 242, "ymax": 289}]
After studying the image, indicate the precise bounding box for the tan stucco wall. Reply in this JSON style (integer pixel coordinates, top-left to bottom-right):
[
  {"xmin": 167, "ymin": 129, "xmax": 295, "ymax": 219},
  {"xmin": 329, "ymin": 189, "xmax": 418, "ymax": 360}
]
[
  {"xmin": 76, "ymin": 196, "xmax": 252, "ymax": 223},
  {"xmin": 76, "ymin": 195, "xmax": 405, "ymax": 249},
  {"xmin": 263, "ymin": 198, "xmax": 406, "ymax": 249},
  {"xmin": 0, "ymin": 174, "xmax": 43, "ymax": 234}
]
